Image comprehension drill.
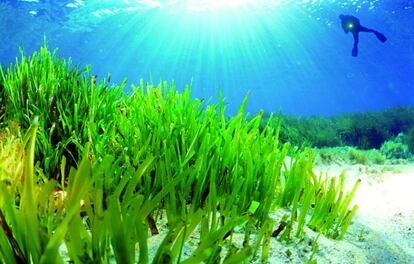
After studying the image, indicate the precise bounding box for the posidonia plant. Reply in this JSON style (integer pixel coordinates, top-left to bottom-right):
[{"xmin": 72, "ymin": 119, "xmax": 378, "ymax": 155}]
[
  {"xmin": 0, "ymin": 43, "xmax": 360, "ymax": 263},
  {"xmin": 0, "ymin": 41, "xmax": 123, "ymax": 179}
]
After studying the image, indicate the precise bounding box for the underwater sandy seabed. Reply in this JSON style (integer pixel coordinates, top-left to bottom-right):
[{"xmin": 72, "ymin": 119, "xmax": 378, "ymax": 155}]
[
  {"xmin": 312, "ymin": 163, "xmax": 414, "ymax": 264},
  {"xmin": 143, "ymin": 162, "xmax": 414, "ymax": 264}
]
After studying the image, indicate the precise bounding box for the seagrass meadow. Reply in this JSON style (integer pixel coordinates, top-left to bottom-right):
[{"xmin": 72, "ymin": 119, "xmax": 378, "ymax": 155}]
[{"xmin": 0, "ymin": 44, "xmax": 360, "ymax": 263}]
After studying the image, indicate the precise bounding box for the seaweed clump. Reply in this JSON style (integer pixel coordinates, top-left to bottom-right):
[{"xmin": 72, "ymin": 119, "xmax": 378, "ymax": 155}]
[{"xmin": 0, "ymin": 43, "xmax": 360, "ymax": 263}]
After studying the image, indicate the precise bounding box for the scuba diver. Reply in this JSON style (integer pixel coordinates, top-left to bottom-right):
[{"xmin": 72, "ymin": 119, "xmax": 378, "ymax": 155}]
[{"xmin": 339, "ymin": 14, "xmax": 387, "ymax": 57}]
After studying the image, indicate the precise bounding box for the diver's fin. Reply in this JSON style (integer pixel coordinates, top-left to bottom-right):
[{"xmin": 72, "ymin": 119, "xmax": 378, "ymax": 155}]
[
  {"xmin": 375, "ymin": 32, "xmax": 387, "ymax": 42},
  {"xmin": 352, "ymin": 47, "xmax": 358, "ymax": 57}
]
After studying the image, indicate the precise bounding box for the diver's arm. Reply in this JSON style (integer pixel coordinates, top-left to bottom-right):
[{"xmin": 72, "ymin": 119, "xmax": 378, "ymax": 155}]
[{"xmin": 341, "ymin": 21, "xmax": 349, "ymax": 33}]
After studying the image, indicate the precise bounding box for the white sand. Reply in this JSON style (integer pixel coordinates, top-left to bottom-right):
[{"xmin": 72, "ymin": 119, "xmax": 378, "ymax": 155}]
[
  {"xmin": 311, "ymin": 163, "xmax": 414, "ymax": 264},
  {"xmin": 146, "ymin": 163, "xmax": 414, "ymax": 263}
]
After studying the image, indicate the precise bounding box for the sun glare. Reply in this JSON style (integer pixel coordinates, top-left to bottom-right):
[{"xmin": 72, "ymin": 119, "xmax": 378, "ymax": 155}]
[
  {"xmin": 183, "ymin": 0, "xmax": 259, "ymax": 12},
  {"xmin": 205, "ymin": 0, "xmax": 256, "ymax": 8}
]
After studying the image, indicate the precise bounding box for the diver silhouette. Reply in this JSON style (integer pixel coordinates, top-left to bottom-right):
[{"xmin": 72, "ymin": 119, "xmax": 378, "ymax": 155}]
[{"xmin": 339, "ymin": 14, "xmax": 387, "ymax": 57}]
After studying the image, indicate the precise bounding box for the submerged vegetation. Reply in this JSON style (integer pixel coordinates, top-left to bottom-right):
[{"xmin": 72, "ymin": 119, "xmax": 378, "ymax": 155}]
[
  {"xmin": 0, "ymin": 44, "xmax": 361, "ymax": 263},
  {"xmin": 261, "ymin": 107, "xmax": 414, "ymax": 166},
  {"xmin": 269, "ymin": 107, "xmax": 414, "ymax": 153}
]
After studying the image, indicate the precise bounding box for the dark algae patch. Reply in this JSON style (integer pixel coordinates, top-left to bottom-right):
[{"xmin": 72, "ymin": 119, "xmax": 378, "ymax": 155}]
[
  {"xmin": 0, "ymin": 44, "xmax": 360, "ymax": 263},
  {"xmin": 264, "ymin": 107, "xmax": 414, "ymax": 151},
  {"xmin": 259, "ymin": 108, "xmax": 414, "ymax": 166}
]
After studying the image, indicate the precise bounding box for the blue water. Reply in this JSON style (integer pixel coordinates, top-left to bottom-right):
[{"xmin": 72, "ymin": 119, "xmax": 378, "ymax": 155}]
[{"xmin": 0, "ymin": 0, "xmax": 413, "ymax": 116}]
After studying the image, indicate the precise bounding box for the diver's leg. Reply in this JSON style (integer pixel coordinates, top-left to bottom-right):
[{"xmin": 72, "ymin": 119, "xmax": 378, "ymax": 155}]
[
  {"xmin": 359, "ymin": 25, "xmax": 387, "ymax": 42},
  {"xmin": 359, "ymin": 26, "xmax": 374, "ymax": 33},
  {"xmin": 352, "ymin": 32, "xmax": 359, "ymax": 56}
]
